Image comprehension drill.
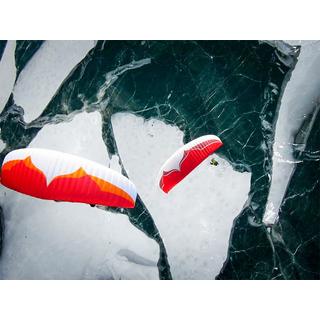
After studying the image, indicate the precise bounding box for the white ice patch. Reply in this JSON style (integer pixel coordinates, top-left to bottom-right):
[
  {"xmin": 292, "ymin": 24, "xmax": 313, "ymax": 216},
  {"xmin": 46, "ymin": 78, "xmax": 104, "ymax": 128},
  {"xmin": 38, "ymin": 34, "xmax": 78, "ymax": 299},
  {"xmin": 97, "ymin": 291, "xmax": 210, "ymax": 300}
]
[
  {"xmin": 0, "ymin": 40, "xmax": 16, "ymax": 113},
  {"xmin": 112, "ymin": 113, "xmax": 251, "ymax": 279},
  {"xmin": 13, "ymin": 41, "xmax": 95, "ymax": 123},
  {"xmin": 0, "ymin": 138, "xmax": 5, "ymax": 152},
  {"xmin": 0, "ymin": 111, "xmax": 159, "ymax": 279},
  {"xmin": 0, "ymin": 41, "xmax": 16, "ymax": 152},
  {"xmin": 29, "ymin": 111, "xmax": 107, "ymax": 164},
  {"xmin": 263, "ymin": 41, "xmax": 320, "ymax": 225}
]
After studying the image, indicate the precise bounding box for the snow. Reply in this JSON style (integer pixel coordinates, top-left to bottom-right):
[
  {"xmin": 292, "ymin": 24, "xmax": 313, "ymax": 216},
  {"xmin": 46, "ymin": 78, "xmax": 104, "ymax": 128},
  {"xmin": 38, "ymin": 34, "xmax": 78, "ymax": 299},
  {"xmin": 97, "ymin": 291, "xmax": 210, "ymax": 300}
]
[
  {"xmin": 0, "ymin": 111, "xmax": 159, "ymax": 279},
  {"xmin": 0, "ymin": 40, "xmax": 16, "ymax": 113},
  {"xmin": 13, "ymin": 41, "xmax": 95, "ymax": 123},
  {"xmin": 0, "ymin": 141, "xmax": 5, "ymax": 152},
  {"xmin": 263, "ymin": 41, "xmax": 320, "ymax": 225},
  {"xmin": 112, "ymin": 112, "xmax": 251, "ymax": 279},
  {"xmin": 0, "ymin": 134, "xmax": 5, "ymax": 153},
  {"xmin": 0, "ymin": 40, "xmax": 16, "ymax": 152}
]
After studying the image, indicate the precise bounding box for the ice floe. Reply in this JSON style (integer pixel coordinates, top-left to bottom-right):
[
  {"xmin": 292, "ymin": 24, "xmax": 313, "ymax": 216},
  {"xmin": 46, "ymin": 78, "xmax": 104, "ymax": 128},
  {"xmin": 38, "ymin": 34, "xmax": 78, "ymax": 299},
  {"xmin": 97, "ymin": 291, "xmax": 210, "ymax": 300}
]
[
  {"xmin": 13, "ymin": 41, "xmax": 95, "ymax": 123},
  {"xmin": 0, "ymin": 41, "xmax": 16, "ymax": 113},
  {"xmin": 263, "ymin": 41, "xmax": 320, "ymax": 225},
  {"xmin": 0, "ymin": 41, "xmax": 16, "ymax": 152},
  {"xmin": 112, "ymin": 112, "xmax": 251, "ymax": 279},
  {"xmin": 0, "ymin": 111, "xmax": 159, "ymax": 279}
]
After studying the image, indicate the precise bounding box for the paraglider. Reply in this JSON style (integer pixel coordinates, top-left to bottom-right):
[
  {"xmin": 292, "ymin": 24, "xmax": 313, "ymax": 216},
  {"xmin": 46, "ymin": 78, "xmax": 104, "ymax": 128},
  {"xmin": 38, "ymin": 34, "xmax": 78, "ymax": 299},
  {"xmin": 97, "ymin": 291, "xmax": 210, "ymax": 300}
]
[
  {"xmin": 0, "ymin": 148, "xmax": 137, "ymax": 208},
  {"xmin": 158, "ymin": 135, "xmax": 223, "ymax": 193}
]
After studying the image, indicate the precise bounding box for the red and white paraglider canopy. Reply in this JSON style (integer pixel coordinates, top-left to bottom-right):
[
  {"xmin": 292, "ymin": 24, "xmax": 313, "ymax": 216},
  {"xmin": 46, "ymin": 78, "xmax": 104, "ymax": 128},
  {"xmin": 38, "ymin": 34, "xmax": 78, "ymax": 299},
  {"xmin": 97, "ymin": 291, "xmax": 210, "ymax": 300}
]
[
  {"xmin": 0, "ymin": 148, "xmax": 137, "ymax": 208},
  {"xmin": 158, "ymin": 135, "xmax": 223, "ymax": 193}
]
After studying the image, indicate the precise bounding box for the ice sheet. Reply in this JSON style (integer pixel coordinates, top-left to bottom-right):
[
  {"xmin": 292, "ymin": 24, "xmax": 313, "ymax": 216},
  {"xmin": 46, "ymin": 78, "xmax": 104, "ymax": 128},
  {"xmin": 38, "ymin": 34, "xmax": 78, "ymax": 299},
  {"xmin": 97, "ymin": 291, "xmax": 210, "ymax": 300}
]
[
  {"xmin": 0, "ymin": 41, "xmax": 16, "ymax": 113},
  {"xmin": 0, "ymin": 111, "xmax": 159, "ymax": 279},
  {"xmin": 13, "ymin": 41, "xmax": 95, "ymax": 123},
  {"xmin": 264, "ymin": 41, "xmax": 320, "ymax": 225},
  {"xmin": 112, "ymin": 112, "xmax": 251, "ymax": 279}
]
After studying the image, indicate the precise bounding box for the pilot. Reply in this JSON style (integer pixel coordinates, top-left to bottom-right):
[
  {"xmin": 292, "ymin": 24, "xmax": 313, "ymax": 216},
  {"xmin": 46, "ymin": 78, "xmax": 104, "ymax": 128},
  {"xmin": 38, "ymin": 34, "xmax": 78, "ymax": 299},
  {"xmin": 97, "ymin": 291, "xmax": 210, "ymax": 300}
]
[{"xmin": 210, "ymin": 158, "xmax": 219, "ymax": 166}]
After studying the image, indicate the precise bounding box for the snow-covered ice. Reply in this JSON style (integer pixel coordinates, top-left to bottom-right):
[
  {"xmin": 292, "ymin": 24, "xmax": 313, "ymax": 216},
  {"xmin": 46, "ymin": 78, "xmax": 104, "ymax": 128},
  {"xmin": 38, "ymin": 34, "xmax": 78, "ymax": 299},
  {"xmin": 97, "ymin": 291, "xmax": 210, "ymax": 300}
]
[
  {"xmin": 0, "ymin": 40, "xmax": 16, "ymax": 152},
  {"xmin": 0, "ymin": 40, "xmax": 16, "ymax": 113},
  {"xmin": 112, "ymin": 112, "xmax": 251, "ymax": 279},
  {"xmin": 13, "ymin": 41, "xmax": 95, "ymax": 123},
  {"xmin": 263, "ymin": 41, "xmax": 320, "ymax": 225},
  {"xmin": 0, "ymin": 111, "xmax": 159, "ymax": 279}
]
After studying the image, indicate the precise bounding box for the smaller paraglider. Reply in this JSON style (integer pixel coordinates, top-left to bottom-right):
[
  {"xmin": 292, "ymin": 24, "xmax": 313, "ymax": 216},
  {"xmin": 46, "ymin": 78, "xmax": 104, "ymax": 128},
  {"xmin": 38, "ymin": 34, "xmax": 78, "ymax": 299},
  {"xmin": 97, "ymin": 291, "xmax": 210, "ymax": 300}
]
[
  {"xmin": 0, "ymin": 148, "xmax": 137, "ymax": 208},
  {"xmin": 158, "ymin": 135, "xmax": 223, "ymax": 193}
]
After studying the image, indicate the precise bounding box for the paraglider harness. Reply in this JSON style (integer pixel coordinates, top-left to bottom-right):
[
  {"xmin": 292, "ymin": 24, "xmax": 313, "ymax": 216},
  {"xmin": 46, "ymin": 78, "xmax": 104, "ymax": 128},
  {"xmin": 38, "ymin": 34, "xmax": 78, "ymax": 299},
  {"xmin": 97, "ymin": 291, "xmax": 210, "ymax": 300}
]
[{"xmin": 210, "ymin": 158, "xmax": 218, "ymax": 166}]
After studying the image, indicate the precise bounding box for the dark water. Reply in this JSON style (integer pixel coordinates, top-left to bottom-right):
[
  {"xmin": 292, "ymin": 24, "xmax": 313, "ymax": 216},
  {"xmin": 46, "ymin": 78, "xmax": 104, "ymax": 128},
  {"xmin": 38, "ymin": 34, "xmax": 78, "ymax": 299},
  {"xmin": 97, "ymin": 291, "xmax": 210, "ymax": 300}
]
[
  {"xmin": 268, "ymin": 111, "xmax": 320, "ymax": 279},
  {"xmin": 0, "ymin": 40, "xmax": 318, "ymax": 279}
]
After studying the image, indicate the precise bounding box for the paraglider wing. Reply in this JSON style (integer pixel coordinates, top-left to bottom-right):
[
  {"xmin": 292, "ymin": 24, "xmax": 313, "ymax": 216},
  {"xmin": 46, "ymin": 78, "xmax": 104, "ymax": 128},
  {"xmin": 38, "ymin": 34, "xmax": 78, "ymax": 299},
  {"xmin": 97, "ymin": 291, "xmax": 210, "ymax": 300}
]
[
  {"xmin": 0, "ymin": 148, "xmax": 137, "ymax": 208},
  {"xmin": 159, "ymin": 135, "xmax": 223, "ymax": 193}
]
